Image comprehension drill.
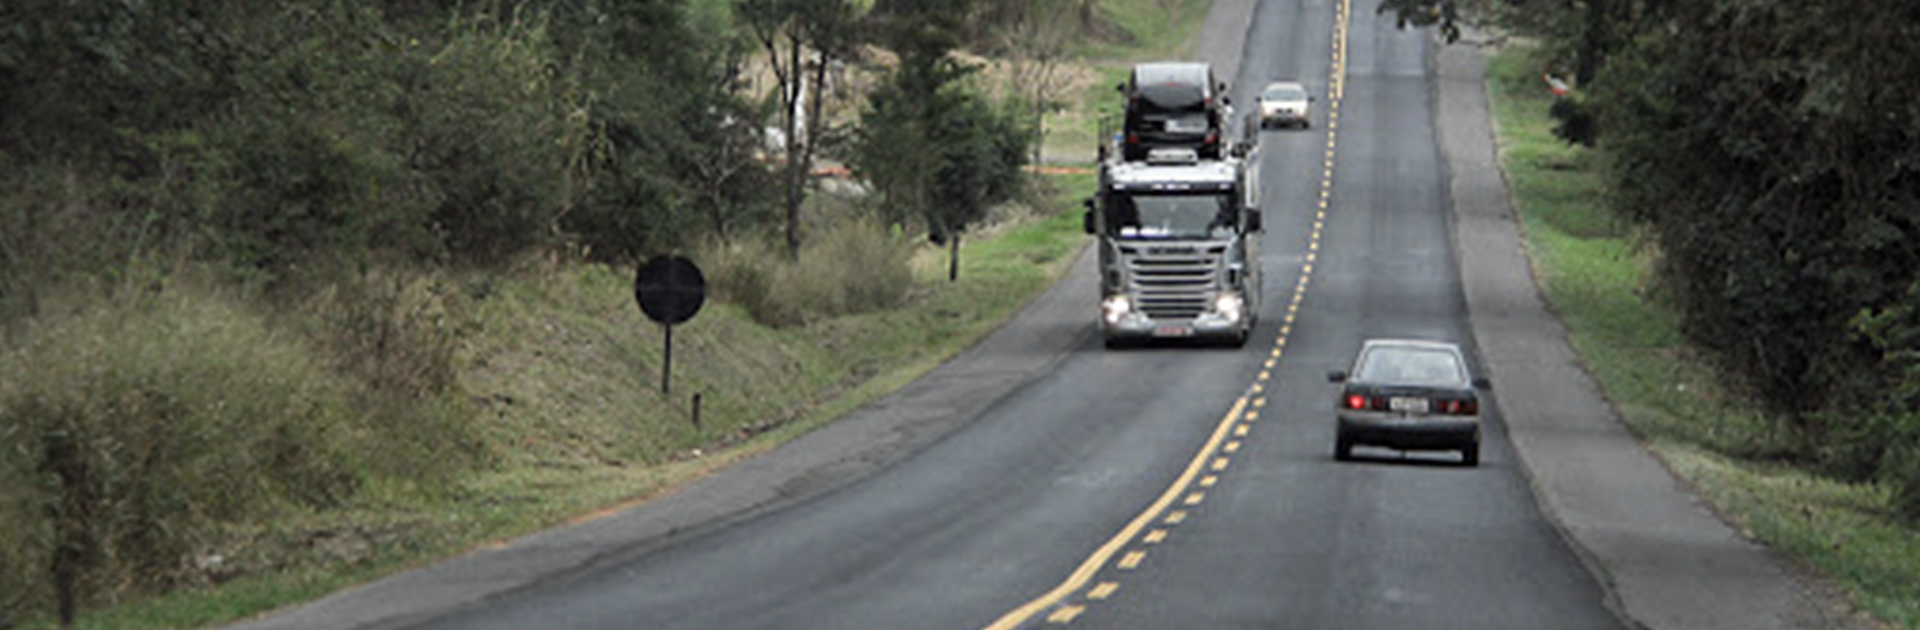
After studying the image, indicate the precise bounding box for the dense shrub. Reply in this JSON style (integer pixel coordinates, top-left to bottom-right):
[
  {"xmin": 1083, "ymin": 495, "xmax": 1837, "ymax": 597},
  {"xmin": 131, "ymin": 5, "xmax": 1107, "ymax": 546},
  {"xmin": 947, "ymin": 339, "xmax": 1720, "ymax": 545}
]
[
  {"xmin": 0, "ymin": 0, "xmax": 768, "ymax": 297},
  {"xmin": 1892, "ymin": 438, "xmax": 1920, "ymax": 524},
  {"xmin": 705, "ymin": 221, "xmax": 914, "ymax": 327},
  {"xmin": 0, "ymin": 280, "xmax": 359, "ymax": 620},
  {"xmin": 407, "ymin": 10, "xmax": 581, "ymax": 266},
  {"xmin": 1595, "ymin": 0, "xmax": 1920, "ymax": 510},
  {"xmin": 299, "ymin": 269, "xmax": 488, "ymax": 480}
]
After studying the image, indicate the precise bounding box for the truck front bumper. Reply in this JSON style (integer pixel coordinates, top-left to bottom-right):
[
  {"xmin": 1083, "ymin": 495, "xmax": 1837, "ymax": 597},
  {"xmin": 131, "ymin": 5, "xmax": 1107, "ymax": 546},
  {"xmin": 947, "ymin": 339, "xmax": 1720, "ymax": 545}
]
[{"xmin": 1101, "ymin": 294, "xmax": 1249, "ymax": 343}]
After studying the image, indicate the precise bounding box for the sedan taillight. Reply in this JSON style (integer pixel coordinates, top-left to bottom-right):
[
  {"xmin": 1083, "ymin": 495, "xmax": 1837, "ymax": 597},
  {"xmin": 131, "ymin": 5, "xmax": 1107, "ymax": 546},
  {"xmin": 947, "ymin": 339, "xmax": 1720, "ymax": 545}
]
[
  {"xmin": 1435, "ymin": 398, "xmax": 1479, "ymax": 415},
  {"xmin": 1345, "ymin": 394, "xmax": 1368, "ymax": 410}
]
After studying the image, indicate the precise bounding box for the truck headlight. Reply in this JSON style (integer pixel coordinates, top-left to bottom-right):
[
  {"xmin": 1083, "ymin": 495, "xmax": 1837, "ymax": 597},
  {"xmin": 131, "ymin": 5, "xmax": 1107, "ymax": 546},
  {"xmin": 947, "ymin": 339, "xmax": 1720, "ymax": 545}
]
[
  {"xmin": 1102, "ymin": 295, "xmax": 1133, "ymax": 325},
  {"xmin": 1214, "ymin": 293, "xmax": 1244, "ymax": 322}
]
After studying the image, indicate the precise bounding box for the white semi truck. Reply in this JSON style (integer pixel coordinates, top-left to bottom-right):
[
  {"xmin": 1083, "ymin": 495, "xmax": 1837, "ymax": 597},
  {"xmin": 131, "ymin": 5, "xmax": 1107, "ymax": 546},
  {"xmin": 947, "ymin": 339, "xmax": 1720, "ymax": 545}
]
[{"xmin": 1084, "ymin": 142, "xmax": 1262, "ymax": 348}]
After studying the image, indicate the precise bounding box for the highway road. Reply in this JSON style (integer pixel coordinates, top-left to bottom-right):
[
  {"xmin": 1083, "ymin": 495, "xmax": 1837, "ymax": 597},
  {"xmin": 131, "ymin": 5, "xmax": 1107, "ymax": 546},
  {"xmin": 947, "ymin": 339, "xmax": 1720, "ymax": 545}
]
[
  {"xmin": 221, "ymin": 0, "xmax": 1880, "ymax": 628},
  {"xmin": 384, "ymin": 1, "xmax": 1628, "ymax": 629}
]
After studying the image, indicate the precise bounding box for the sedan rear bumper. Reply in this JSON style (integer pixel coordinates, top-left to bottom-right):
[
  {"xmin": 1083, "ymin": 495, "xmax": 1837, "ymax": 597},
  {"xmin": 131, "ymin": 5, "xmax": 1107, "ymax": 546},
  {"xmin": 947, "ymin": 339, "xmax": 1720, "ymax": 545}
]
[
  {"xmin": 1337, "ymin": 412, "xmax": 1479, "ymax": 451},
  {"xmin": 1259, "ymin": 108, "xmax": 1309, "ymax": 126}
]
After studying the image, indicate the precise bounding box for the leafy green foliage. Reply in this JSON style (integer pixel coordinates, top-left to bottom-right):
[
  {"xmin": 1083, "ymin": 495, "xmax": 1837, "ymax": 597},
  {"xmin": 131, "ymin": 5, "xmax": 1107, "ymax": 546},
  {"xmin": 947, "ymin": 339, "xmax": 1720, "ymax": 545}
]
[
  {"xmin": 1491, "ymin": 45, "xmax": 1920, "ymax": 625},
  {"xmin": 0, "ymin": 0, "xmax": 769, "ymax": 296},
  {"xmin": 853, "ymin": 0, "xmax": 1030, "ymax": 279},
  {"xmin": 548, "ymin": 0, "xmax": 771, "ymax": 262},
  {"xmin": 1580, "ymin": 0, "xmax": 1920, "ymax": 514},
  {"xmin": 0, "ymin": 281, "xmax": 361, "ymax": 620}
]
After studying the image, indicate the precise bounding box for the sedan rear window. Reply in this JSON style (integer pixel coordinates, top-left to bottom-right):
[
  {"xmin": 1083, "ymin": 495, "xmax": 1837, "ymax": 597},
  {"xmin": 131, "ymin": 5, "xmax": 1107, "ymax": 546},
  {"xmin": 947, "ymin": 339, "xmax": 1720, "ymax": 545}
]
[{"xmin": 1356, "ymin": 347, "xmax": 1465, "ymax": 386}]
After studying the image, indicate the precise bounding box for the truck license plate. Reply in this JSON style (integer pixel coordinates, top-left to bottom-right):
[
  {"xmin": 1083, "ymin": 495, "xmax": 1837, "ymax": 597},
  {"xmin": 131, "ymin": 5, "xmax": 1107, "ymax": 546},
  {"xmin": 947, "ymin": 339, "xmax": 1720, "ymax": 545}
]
[{"xmin": 1154, "ymin": 326, "xmax": 1195, "ymax": 338}]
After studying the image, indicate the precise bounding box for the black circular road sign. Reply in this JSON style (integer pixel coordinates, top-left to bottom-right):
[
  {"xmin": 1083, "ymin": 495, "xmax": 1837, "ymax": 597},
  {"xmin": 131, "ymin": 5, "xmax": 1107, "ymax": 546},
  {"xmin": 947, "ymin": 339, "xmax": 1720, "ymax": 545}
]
[{"xmin": 634, "ymin": 255, "xmax": 706, "ymax": 325}]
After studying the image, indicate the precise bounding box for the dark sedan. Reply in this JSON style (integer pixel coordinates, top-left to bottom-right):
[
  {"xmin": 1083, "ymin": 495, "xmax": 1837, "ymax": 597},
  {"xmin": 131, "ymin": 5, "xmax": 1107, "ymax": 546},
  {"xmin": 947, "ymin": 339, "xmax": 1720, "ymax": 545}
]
[{"xmin": 1328, "ymin": 339, "xmax": 1490, "ymax": 466}]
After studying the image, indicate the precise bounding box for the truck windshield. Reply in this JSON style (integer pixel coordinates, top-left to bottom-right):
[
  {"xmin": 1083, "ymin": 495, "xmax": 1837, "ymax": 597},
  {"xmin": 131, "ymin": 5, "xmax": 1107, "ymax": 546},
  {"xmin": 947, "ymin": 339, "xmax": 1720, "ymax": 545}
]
[{"xmin": 1106, "ymin": 193, "xmax": 1235, "ymax": 240}]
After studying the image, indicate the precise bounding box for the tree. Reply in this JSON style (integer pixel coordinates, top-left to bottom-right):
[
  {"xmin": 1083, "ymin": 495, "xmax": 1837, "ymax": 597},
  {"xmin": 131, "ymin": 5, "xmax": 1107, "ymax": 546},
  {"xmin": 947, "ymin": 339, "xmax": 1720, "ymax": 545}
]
[
  {"xmin": 856, "ymin": 0, "xmax": 1028, "ymax": 281},
  {"xmin": 550, "ymin": 0, "xmax": 766, "ymax": 261},
  {"xmin": 992, "ymin": 0, "xmax": 1077, "ymax": 165},
  {"xmin": 738, "ymin": 0, "xmax": 861, "ymax": 259},
  {"xmin": 1596, "ymin": 0, "xmax": 1920, "ymax": 485}
]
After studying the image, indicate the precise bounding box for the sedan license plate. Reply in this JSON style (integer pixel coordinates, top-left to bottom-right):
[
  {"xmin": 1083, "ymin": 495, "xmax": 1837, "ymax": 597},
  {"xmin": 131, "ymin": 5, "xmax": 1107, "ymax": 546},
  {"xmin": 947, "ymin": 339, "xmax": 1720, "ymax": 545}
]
[
  {"xmin": 1154, "ymin": 325, "xmax": 1195, "ymax": 338},
  {"xmin": 1388, "ymin": 397, "xmax": 1429, "ymax": 413}
]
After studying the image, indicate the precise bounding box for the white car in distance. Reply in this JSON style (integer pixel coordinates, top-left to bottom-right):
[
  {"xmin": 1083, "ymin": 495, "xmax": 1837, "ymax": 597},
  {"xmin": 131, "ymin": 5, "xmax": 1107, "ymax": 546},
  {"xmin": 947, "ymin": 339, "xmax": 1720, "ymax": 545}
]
[{"xmin": 1257, "ymin": 81, "xmax": 1313, "ymax": 129}]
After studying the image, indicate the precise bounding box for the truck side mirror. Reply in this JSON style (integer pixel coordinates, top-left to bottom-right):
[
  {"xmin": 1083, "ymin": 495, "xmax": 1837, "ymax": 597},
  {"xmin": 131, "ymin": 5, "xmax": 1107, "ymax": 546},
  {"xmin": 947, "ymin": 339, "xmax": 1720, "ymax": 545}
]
[
  {"xmin": 1116, "ymin": 82, "xmax": 1127, "ymax": 94},
  {"xmin": 1246, "ymin": 209, "xmax": 1263, "ymax": 233},
  {"xmin": 1083, "ymin": 198, "xmax": 1098, "ymax": 235}
]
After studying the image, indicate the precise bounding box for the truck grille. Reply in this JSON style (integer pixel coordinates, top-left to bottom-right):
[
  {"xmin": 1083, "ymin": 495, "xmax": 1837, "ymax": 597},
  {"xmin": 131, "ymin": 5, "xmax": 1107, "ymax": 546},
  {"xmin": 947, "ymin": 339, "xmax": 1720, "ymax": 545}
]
[{"xmin": 1125, "ymin": 245, "xmax": 1226, "ymax": 319}]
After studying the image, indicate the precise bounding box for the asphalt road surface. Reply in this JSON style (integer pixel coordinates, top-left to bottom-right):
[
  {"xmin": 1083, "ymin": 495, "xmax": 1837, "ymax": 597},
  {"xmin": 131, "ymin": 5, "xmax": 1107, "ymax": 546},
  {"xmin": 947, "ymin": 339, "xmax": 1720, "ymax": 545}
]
[
  {"xmin": 224, "ymin": 1, "xmax": 1870, "ymax": 630},
  {"xmin": 419, "ymin": 1, "xmax": 1617, "ymax": 628}
]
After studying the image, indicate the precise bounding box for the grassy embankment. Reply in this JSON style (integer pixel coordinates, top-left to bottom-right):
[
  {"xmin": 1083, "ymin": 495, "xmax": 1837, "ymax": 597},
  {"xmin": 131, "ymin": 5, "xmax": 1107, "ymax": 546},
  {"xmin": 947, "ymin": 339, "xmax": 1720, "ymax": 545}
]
[
  {"xmin": 0, "ymin": 1, "xmax": 1214, "ymax": 629},
  {"xmin": 13, "ymin": 130, "xmax": 1089, "ymax": 630},
  {"xmin": 1485, "ymin": 45, "xmax": 1920, "ymax": 628}
]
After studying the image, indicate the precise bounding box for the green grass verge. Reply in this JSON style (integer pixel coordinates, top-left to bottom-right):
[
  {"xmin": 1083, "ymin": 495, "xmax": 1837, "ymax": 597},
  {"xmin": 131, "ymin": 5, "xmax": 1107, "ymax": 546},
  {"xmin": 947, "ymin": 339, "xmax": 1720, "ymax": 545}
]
[
  {"xmin": 1485, "ymin": 45, "xmax": 1920, "ymax": 629},
  {"xmin": 15, "ymin": 178, "xmax": 1094, "ymax": 630}
]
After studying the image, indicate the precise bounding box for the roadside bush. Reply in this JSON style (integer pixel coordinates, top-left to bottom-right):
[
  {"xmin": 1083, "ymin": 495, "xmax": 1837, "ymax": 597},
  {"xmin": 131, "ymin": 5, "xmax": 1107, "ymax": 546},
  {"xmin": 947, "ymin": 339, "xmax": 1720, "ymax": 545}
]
[
  {"xmin": 704, "ymin": 221, "xmax": 913, "ymax": 327},
  {"xmin": 299, "ymin": 269, "xmax": 487, "ymax": 481},
  {"xmin": 1890, "ymin": 437, "xmax": 1920, "ymax": 524},
  {"xmin": 406, "ymin": 9, "xmax": 579, "ymax": 266},
  {"xmin": 0, "ymin": 279, "xmax": 358, "ymax": 621},
  {"xmin": 704, "ymin": 239, "xmax": 777, "ymax": 320}
]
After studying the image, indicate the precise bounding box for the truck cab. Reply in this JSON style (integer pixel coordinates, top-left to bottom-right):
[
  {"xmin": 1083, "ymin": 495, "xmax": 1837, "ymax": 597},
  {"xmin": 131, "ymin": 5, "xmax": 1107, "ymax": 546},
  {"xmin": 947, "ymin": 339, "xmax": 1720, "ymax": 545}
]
[{"xmin": 1085, "ymin": 147, "xmax": 1263, "ymax": 347}]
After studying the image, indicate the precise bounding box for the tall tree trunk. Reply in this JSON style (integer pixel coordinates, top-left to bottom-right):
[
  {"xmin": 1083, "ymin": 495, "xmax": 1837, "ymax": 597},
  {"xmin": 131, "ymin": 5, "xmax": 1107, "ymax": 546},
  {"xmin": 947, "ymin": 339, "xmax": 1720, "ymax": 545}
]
[
  {"xmin": 1576, "ymin": 0, "xmax": 1609, "ymax": 86},
  {"xmin": 44, "ymin": 432, "xmax": 88, "ymax": 628},
  {"xmin": 947, "ymin": 232, "xmax": 961, "ymax": 282},
  {"xmin": 783, "ymin": 36, "xmax": 805, "ymax": 260},
  {"xmin": 795, "ymin": 49, "xmax": 831, "ymax": 252}
]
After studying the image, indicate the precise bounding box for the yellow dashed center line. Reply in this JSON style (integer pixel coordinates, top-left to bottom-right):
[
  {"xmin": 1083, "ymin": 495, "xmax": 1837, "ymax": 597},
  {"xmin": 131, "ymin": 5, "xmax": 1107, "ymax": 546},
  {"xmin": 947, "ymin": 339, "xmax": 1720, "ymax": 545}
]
[
  {"xmin": 1047, "ymin": 605, "xmax": 1085, "ymax": 624},
  {"xmin": 980, "ymin": 0, "xmax": 1349, "ymax": 625}
]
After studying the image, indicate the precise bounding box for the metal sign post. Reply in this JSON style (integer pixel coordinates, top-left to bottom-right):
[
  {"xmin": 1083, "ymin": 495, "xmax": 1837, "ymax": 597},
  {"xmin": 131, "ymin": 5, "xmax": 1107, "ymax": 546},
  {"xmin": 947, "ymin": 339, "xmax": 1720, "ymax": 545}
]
[
  {"xmin": 662, "ymin": 323, "xmax": 674, "ymax": 394},
  {"xmin": 633, "ymin": 255, "xmax": 706, "ymax": 396}
]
